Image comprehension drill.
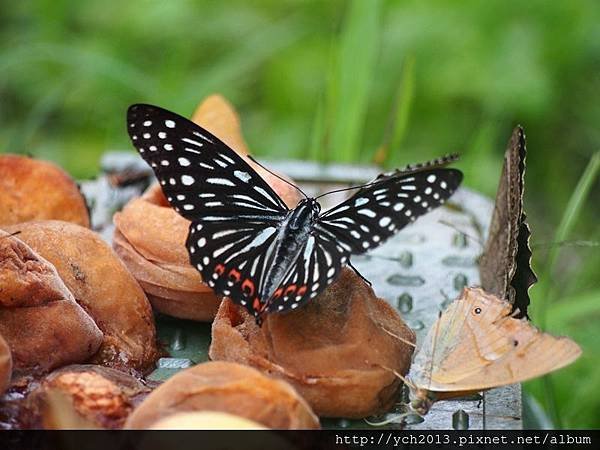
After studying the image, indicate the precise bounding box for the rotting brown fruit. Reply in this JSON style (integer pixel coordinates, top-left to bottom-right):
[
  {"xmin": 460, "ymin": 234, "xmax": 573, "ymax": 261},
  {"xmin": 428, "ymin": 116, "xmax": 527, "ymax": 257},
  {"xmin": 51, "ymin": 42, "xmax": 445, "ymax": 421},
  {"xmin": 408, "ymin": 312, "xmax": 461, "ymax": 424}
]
[
  {"xmin": 0, "ymin": 154, "xmax": 90, "ymax": 228},
  {"xmin": 23, "ymin": 365, "xmax": 153, "ymax": 429},
  {"xmin": 209, "ymin": 268, "xmax": 416, "ymax": 419},
  {"xmin": 0, "ymin": 230, "xmax": 103, "ymax": 374},
  {"xmin": 0, "ymin": 334, "xmax": 12, "ymax": 395},
  {"xmin": 113, "ymin": 184, "xmax": 220, "ymax": 321},
  {"xmin": 4, "ymin": 221, "xmax": 158, "ymax": 373},
  {"xmin": 124, "ymin": 361, "xmax": 320, "ymax": 430},
  {"xmin": 149, "ymin": 412, "xmax": 267, "ymax": 430},
  {"xmin": 113, "ymin": 94, "xmax": 302, "ymax": 322}
]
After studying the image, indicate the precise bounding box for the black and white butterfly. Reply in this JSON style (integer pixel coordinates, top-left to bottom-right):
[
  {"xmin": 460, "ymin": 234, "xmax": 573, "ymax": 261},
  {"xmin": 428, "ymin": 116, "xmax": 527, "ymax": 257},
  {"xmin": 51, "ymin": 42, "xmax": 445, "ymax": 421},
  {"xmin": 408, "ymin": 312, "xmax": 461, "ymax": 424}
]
[{"xmin": 127, "ymin": 104, "xmax": 463, "ymax": 323}]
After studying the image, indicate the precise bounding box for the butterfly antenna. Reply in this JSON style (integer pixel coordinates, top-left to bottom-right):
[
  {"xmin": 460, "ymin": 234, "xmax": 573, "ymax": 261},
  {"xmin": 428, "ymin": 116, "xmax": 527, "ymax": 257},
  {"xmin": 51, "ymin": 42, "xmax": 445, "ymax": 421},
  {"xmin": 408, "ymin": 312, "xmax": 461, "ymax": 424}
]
[
  {"xmin": 314, "ymin": 181, "xmax": 380, "ymax": 200},
  {"xmin": 372, "ymin": 362, "xmax": 417, "ymax": 390},
  {"xmin": 364, "ymin": 411, "xmax": 419, "ymax": 427},
  {"xmin": 380, "ymin": 326, "xmax": 417, "ymax": 348},
  {"xmin": 1, "ymin": 231, "xmax": 21, "ymax": 240},
  {"xmin": 438, "ymin": 220, "xmax": 484, "ymax": 247},
  {"xmin": 426, "ymin": 310, "xmax": 444, "ymax": 393},
  {"xmin": 246, "ymin": 155, "xmax": 308, "ymax": 199},
  {"xmin": 347, "ymin": 261, "xmax": 372, "ymax": 286},
  {"xmin": 439, "ymin": 289, "xmax": 450, "ymax": 302},
  {"xmin": 532, "ymin": 239, "xmax": 599, "ymax": 249}
]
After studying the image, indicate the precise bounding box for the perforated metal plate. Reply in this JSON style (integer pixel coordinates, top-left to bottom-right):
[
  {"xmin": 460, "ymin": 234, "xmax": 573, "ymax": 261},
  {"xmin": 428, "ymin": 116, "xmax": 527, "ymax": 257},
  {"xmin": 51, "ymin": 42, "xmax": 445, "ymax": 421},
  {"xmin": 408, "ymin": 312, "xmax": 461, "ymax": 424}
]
[{"xmin": 82, "ymin": 154, "xmax": 521, "ymax": 430}]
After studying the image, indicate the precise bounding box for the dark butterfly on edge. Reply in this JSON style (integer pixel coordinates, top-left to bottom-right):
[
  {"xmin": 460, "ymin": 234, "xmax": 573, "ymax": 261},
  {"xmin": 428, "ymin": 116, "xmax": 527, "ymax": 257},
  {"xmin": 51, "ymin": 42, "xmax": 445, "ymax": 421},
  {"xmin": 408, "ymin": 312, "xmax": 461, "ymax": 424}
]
[
  {"xmin": 479, "ymin": 126, "xmax": 538, "ymax": 318},
  {"xmin": 126, "ymin": 104, "xmax": 463, "ymax": 323}
]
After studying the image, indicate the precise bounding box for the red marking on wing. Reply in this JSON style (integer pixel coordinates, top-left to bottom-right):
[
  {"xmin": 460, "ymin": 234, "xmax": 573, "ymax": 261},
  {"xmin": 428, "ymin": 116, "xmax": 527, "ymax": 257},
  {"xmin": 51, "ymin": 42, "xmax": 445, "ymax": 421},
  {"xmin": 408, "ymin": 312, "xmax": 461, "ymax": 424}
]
[
  {"xmin": 297, "ymin": 285, "xmax": 307, "ymax": 296},
  {"xmin": 241, "ymin": 278, "xmax": 255, "ymax": 296},
  {"xmin": 273, "ymin": 288, "xmax": 283, "ymax": 299},
  {"xmin": 228, "ymin": 269, "xmax": 241, "ymax": 282},
  {"xmin": 284, "ymin": 285, "xmax": 297, "ymax": 296},
  {"xmin": 215, "ymin": 264, "xmax": 226, "ymax": 275},
  {"xmin": 252, "ymin": 297, "xmax": 263, "ymax": 311}
]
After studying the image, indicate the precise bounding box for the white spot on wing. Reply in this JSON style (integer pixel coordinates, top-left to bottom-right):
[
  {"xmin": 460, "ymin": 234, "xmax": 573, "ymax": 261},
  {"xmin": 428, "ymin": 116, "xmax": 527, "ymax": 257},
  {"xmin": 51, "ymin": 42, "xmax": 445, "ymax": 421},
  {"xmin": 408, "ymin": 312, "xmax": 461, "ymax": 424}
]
[
  {"xmin": 193, "ymin": 131, "xmax": 214, "ymax": 143},
  {"xmin": 181, "ymin": 175, "xmax": 195, "ymax": 185},
  {"xmin": 219, "ymin": 153, "xmax": 235, "ymax": 164},
  {"xmin": 254, "ymin": 186, "xmax": 279, "ymax": 207},
  {"xmin": 379, "ymin": 217, "xmax": 391, "ymax": 227},
  {"xmin": 357, "ymin": 209, "xmax": 376, "ymax": 218},
  {"xmin": 182, "ymin": 137, "xmax": 203, "ymax": 147},
  {"xmin": 234, "ymin": 171, "xmax": 252, "ymax": 183},
  {"xmin": 207, "ymin": 178, "xmax": 235, "ymax": 186}
]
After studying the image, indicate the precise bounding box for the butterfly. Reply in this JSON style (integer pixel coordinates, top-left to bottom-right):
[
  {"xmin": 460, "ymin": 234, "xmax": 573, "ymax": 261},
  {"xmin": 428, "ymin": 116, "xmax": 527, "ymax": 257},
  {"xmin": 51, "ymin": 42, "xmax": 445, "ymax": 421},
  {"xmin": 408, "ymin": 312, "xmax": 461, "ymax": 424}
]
[
  {"xmin": 126, "ymin": 104, "xmax": 463, "ymax": 322},
  {"xmin": 479, "ymin": 126, "xmax": 537, "ymax": 318},
  {"xmin": 406, "ymin": 287, "xmax": 581, "ymax": 416}
]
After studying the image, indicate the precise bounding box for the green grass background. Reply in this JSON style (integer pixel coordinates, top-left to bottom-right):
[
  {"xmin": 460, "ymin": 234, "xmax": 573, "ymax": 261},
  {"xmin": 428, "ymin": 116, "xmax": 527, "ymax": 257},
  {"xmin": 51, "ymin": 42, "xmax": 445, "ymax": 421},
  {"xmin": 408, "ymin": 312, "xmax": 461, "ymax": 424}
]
[{"xmin": 1, "ymin": 0, "xmax": 598, "ymax": 428}]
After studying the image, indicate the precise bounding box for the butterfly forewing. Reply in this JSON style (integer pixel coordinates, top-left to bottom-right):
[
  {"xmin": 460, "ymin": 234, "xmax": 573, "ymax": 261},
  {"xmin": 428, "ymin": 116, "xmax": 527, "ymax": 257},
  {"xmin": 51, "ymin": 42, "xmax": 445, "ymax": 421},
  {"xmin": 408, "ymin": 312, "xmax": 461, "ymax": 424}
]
[
  {"xmin": 479, "ymin": 126, "xmax": 537, "ymax": 318},
  {"xmin": 318, "ymin": 167, "xmax": 463, "ymax": 253},
  {"xmin": 127, "ymin": 104, "xmax": 289, "ymax": 220}
]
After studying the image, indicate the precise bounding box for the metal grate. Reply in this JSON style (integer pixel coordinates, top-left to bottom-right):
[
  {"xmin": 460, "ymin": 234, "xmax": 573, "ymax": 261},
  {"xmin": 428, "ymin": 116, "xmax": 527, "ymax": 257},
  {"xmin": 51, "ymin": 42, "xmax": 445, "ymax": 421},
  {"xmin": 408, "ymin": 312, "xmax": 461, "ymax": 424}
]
[{"xmin": 81, "ymin": 154, "xmax": 521, "ymax": 430}]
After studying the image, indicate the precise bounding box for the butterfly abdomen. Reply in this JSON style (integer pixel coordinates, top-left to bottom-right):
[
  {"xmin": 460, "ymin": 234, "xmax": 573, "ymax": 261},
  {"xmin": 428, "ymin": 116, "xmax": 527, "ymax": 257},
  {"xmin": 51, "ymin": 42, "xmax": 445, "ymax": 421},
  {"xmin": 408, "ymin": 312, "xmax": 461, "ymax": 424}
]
[{"xmin": 261, "ymin": 199, "xmax": 319, "ymax": 302}]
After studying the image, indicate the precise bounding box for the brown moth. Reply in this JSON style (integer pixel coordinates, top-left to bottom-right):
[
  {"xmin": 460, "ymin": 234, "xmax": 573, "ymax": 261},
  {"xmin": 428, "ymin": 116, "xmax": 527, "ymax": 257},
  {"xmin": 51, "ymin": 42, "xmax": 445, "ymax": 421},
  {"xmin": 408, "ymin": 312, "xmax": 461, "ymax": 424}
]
[
  {"xmin": 407, "ymin": 287, "xmax": 581, "ymax": 416},
  {"xmin": 479, "ymin": 126, "xmax": 538, "ymax": 318}
]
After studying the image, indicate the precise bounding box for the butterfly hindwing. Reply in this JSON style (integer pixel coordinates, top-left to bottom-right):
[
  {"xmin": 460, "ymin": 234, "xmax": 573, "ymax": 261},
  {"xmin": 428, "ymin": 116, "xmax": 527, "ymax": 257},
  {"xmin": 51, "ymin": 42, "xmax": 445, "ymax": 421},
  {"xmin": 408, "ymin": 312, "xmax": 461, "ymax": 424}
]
[
  {"xmin": 127, "ymin": 104, "xmax": 289, "ymax": 221},
  {"xmin": 317, "ymin": 164, "xmax": 463, "ymax": 254},
  {"xmin": 265, "ymin": 233, "xmax": 349, "ymax": 313},
  {"xmin": 187, "ymin": 219, "xmax": 281, "ymax": 314}
]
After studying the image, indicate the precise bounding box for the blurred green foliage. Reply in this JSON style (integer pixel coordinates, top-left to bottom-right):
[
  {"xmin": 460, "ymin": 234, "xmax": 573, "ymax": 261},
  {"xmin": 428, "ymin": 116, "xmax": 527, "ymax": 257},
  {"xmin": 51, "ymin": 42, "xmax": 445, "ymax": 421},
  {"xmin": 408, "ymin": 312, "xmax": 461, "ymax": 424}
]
[{"xmin": 1, "ymin": 0, "xmax": 598, "ymax": 428}]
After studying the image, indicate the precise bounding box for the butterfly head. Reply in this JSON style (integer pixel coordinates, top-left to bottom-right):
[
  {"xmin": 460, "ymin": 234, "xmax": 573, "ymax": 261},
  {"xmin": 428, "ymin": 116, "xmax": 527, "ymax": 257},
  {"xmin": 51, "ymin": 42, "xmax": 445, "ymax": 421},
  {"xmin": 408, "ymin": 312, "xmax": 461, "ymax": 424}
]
[
  {"xmin": 300, "ymin": 197, "xmax": 321, "ymax": 213},
  {"xmin": 288, "ymin": 198, "xmax": 321, "ymax": 230},
  {"xmin": 410, "ymin": 389, "xmax": 435, "ymax": 416}
]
